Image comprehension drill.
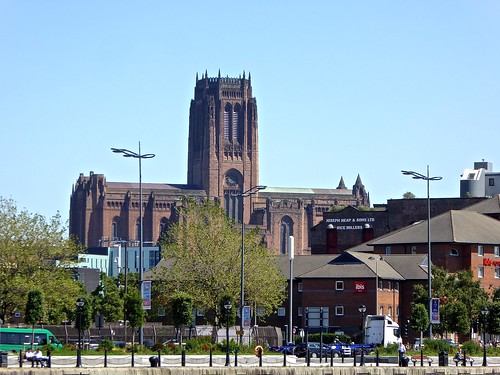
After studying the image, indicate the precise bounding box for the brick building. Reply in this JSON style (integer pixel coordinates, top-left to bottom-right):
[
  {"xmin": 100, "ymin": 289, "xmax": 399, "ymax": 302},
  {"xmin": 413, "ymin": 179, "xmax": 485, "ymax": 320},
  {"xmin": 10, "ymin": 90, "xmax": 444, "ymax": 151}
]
[{"xmin": 69, "ymin": 72, "xmax": 369, "ymax": 255}]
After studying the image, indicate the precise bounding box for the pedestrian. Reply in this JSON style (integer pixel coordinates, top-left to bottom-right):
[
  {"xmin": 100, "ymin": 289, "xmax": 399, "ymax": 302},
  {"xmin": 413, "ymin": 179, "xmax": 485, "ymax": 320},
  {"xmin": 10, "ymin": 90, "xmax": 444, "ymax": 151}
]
[{"xmin": 398, "ymin": 341, "xmax": 406, "ymax": 366}]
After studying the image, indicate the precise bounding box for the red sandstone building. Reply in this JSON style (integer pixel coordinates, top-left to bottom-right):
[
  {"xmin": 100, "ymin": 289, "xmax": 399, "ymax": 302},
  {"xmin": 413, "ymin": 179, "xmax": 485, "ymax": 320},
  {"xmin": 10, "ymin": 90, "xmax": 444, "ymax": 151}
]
[{"xmin": 70, "ymin": 72, "xmax": 369, "ymax": 255}]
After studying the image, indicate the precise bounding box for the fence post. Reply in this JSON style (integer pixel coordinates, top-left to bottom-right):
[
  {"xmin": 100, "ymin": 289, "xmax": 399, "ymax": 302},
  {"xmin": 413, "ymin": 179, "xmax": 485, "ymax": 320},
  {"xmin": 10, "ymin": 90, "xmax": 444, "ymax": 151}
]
[
  {"xmin": 353, "ymin": 350, "xmax": 357, "ymax": 367},
  {"xmin": 19, "ymin": 350, "xmax": 23, "ymax": 368},
  {"xmin": 283, "ymin": 351, "xmax": 287, "ymax": 367},
  {"xmin": 235, "ymin": 348, "xmax": 238, "ymax": 367},
  {"xmin": 376, "ymin": 349, "xmax": 379, "ymax": 366},
  {"xmin": 131, "ymin": 346, "xmax": 135, "ymax": 367},
  {"xmin": 209, "ymin": 348, "xmax": 213, "ymax": 367},
  {"xmin": 181, "ymin": 349, "xmax": 186, "ymax": 366},
  {"xmin": 258, "ymin": 347, "xmax": 263, "ymax": 367},
  {"xmin": 157, "ymin": 350, "xmax": 161, "ymax": 367},
  {"xmin": 47, "ymin": 349, "xmax": 51, "ymax": 368}
]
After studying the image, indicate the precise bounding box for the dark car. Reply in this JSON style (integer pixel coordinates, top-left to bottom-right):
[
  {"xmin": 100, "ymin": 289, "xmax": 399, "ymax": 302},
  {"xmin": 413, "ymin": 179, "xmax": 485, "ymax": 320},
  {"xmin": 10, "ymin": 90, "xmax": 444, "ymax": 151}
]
[
  {"xmin": 269, "ymin": 343, "xmax": 295, "ymax": 354},
  {"xmin": 293, "ymin": 342, "xmax": 340, "ymax": 358}
]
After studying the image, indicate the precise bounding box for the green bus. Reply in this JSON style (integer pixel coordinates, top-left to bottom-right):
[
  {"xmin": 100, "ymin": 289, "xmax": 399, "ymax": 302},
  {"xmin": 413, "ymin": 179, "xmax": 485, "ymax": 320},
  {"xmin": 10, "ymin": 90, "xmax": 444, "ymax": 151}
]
[{"xmin": 0, "ymin": 328, "xmax": 63, "ymax": 352}]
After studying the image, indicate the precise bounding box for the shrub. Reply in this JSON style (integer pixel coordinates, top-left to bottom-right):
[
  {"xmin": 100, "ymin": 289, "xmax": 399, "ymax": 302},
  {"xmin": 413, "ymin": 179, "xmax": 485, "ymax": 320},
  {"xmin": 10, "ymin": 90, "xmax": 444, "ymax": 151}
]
[{"xmin": 97, "ymin": 339, "xmax": 114, "ymax": 352}]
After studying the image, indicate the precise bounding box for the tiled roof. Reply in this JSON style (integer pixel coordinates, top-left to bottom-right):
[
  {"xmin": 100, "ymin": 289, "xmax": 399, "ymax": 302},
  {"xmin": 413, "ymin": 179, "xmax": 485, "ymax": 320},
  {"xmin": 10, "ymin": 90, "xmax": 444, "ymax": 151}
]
[
  {"xmin": 464, "ymin": 194, "xmax": 500, "ymax": 215},
  {"xmin": 368, "ymin": 210, "xmax": 500, "ymax": 245}
]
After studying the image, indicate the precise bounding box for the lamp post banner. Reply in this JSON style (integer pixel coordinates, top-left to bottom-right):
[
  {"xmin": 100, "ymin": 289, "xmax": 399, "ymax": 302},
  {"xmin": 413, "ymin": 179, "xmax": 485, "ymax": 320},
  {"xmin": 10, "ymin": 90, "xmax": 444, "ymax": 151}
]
[
  {"xmin": 431, "ymin": 298, "xmax": 440, "ymax": 324},
  {"xmin": 243, "ymin": 306, "xmax": 251, "ymax": 327},
  {"xmin": 142, "ymin": 280, "xmax": 151, "ymax": 310}
]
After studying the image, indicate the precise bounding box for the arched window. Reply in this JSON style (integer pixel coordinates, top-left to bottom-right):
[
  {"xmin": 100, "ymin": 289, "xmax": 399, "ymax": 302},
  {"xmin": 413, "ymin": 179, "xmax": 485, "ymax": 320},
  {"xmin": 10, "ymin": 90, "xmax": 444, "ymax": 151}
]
[
  {"xmin": 223, "ymin": 170, "xmax": 242, "ymax": 221},
  {"xmin": 280, "ymin": 216, "xmax": 294, "ymax": 255},
  {"xmin": 135, "ymin": 219, "xmax": 141, "ymax": 241},
  {"xmin": 159, "ymin": 217, "xmax": 169, "ymax": 234},
  {"xmin": 232, "ymin": 104, "xmax": 241, "ymax": 143},
  {"xmin": 224, "ymin": 103, "xmax": 231, "ymax": 141},
  {"xmin": 111, "ymin": 216, "xmax": 121, "ymax": 240},
  {"xmin": 450, "ymin": 248, "xmax": 459, "ymax": 256}
]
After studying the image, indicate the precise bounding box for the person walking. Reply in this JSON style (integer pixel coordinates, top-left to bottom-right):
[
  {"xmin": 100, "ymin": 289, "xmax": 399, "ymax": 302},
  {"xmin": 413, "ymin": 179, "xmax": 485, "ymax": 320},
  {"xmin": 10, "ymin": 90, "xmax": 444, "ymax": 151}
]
[{"xmin": 398, "ymin": 341, "xmax": 407, "ymax": 366}]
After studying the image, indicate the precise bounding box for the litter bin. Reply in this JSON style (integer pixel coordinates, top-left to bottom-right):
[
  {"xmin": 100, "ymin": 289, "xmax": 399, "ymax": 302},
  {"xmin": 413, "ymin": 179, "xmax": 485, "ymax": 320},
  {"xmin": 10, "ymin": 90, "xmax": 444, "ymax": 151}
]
[
  {"xmin": 149, "ymin": 356, "xmax": 158, "ymax": 367},
  {"xmin": 401, "ymin": 356, "xmax": 410, "ymax": 367},
  {"xmin": 439, "ymin": 351, "xmax": 448, "ymax": 366}
]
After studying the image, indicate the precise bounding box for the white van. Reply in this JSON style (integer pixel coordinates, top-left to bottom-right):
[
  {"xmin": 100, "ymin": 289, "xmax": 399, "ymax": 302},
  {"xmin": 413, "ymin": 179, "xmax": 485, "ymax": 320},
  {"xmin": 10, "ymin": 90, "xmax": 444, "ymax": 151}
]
[{"xmin": 364, "ymin": 315, "xmax": 402, "ymax": 347}]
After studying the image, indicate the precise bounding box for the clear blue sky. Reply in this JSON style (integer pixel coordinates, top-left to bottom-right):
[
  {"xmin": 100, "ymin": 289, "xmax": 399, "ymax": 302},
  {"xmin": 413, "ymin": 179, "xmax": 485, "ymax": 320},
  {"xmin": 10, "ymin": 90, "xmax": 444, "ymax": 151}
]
[{"xmin": 1, "ymin": 1, "xmax": 499, "ymax": 225}]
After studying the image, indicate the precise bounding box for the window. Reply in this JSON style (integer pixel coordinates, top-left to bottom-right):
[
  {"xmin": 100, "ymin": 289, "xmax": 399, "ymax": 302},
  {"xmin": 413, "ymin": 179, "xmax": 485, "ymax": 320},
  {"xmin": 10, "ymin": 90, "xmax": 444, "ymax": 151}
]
[
  {"xmin": 411, "ymin": 245, "xmax": 417, "ymax": 254},
  {"xmin": 490, "ymin": 178, "xmax": 495, "ymax": 187},
  {"xmin": 395, "ymin": 282, "xmax": 399, "ymax": 292},
  {"xmin": 298, "ymin": 307, "xmax": 303, "ymax": 316},
  {"xmin": 388, "ymin": 305, "xmax": 393, "ymax": 317},
  {"xmin": 298, "ymin": 282, "xmax": 303, "ymax": 292},
  {"xmin": 280, "ymin": 216, "xmax": 293, "ymax": 255},
  {"xmin": 378, "ymin": 280, "xmax": 383, "ymax": 290},
  {"xmin": 224, "ymin": 104, "xmax": 231, "ymax": 141},
  {"xmin": 385, "ymin": 246, "xmax": 391, "ymax": 255},
  {"xmin": 478, "ymin": 245, "xmax": 484, "ymax": 256},
  {"xmin": 388, "ymin": 281, "xmax": 392, "ymax": 291},
  {"xmin": 495, "ymin": 246, "xmax": 500, "ymax": 257},
  {"xmin": 450, "ymin": 248, "xmax": 459, "ymax": 256},
  {"xmin": 379, "ymin": 305, "xmax": 384, "ymax": 315},
  {"xmin": 335, "ymin": 281, "xmax": 344, "ymax": 291},
  {"xmin": 495, "ymin": 267, "xmax": 500, "ymax": 279},
  {"xmin": 277, "ymin": 307, "xmax": 286, "ymax": 317},
  {"xmin": 478, "ymin": 266, "xmax": 484, "ymax": 278},
  {"xmin": 396, "ymin": 306, "xmax": 400, "ymax": 317},
  {"xmin": 335, "ymin": 305, "xmax": 344, "ymax": 316}
]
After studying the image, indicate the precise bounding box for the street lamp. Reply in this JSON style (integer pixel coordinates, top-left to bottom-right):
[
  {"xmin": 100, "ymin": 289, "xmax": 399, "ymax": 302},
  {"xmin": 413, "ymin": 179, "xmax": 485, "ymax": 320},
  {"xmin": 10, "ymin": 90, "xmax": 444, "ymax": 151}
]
[
  {"xmin": 401, "ymin": 166, "xmax": 442, "ymax": 338},
  {"xmin": 358, "ymin": 304, "xmax": 367, "ymax": 366},
  {"xmin": 368, "ymin": 256, "xmax": 382, "ymax": 314},
  {"xmin": 75, "ymin": 298, "xmax": 85, "ymax": 368},
  {"xmin": 234, "ymin": 184, "xmax": 266, "ymax": 343},
  {"xmin": 482, "ymin": 306, "xmax": 489, "ymax": 366},
  {"xmin": 288, "ymin": 235, "xmax": 294, "ymax": 346},
  {"xmin": 224, "ymin": 301, "xmax": 232, "ymax": 366},
  {"xmin": 112, "ymin": 143, "xmax": 155, "ymax": 345}
]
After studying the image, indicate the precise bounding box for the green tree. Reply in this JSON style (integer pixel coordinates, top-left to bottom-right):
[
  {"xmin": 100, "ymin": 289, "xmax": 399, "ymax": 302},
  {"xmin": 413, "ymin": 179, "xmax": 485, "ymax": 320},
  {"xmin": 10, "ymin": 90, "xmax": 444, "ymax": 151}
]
[
  {"xmin": 403, "ymin": 191, "xmax": 416, "ymax": 199},
  {"xmin": 440, "ymin": 301, "xmax": 470, "ymax": 335},
  {"xmin": 92, "ymin": 274, "xmax": 124, "ymax": 322},
  {"xmin": 0, "ymin": 198, "xmax": 84, "ymax": 323},
  {"xmin": 411, "ymin": 303, "xmax": 430, "ymax": 339},
  {"xmin": 155, "ymin": 198, "xmax": 286, "ymax": 326},
  {"xmin": 25, "ymin": 289, "xmax": 45, "ymax": 349},
  {"xmin": 123, "ymin": 289, "xmax": 145, "ymax": 346},
  {"xmin": 169, "ymin": 292, "xmax": 194, "ymax": 343}
]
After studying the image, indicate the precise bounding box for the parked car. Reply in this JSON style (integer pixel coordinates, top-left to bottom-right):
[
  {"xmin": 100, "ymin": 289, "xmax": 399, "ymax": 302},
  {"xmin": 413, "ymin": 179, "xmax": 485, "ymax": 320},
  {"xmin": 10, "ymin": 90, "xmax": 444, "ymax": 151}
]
[{"xmin": 293, "ymin": 342, "xmax": 340, "ymax": 358}]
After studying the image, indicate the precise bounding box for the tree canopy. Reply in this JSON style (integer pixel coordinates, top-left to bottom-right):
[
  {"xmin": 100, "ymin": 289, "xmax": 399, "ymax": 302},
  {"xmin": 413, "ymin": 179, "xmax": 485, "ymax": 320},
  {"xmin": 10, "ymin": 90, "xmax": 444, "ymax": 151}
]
[
  {"xmin": 0, "ymin": 197, "xmax": 84, "ymax": 323},
  {"xmin": 154, "ymin": 198, "xmax": 286, "ymax": 326}
]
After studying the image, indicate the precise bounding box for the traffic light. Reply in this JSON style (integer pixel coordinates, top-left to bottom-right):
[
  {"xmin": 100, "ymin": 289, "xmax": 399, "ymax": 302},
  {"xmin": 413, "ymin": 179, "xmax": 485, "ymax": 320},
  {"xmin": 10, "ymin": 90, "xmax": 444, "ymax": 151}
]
[{"xmin": 403, "ymin": 320, "xmax": 410, "ymax": 337}]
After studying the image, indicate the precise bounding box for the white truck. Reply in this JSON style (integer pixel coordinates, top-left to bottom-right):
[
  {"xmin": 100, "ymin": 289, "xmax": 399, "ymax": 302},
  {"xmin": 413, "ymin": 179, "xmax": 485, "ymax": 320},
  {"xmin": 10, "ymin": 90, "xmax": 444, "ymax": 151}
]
[{"xmin": 364, "ymin": 315, "xmax": 402, "ymax": 347}]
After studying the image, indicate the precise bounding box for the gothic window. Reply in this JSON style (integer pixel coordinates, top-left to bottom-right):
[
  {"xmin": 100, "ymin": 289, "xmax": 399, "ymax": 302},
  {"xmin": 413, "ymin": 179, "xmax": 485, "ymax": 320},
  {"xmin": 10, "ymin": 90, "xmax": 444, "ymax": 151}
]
[
  {"xmin": 159, "ymin": 217, "xmax": 169, "ymax": 235},
  {"xmin": 233, "ymin": 104, "xmax": 242, "ymax": 144},
  {"xmin": 135, "ymin": 219, "xmax": 140, "ymax": 241},
  {"xmin": 223, "ymin": 169, "xmax": 242, "ymax": 221},
  {"xmin": 224, "ymin": 103, "xmax": 231, "ymax": 142},
  {"xmin": 280, "ymin": 216, "xmax": 294, "ymax": 255},
  {"xmin": 111, "ymin": 217, "xmax": 121, "ymax": 240}
]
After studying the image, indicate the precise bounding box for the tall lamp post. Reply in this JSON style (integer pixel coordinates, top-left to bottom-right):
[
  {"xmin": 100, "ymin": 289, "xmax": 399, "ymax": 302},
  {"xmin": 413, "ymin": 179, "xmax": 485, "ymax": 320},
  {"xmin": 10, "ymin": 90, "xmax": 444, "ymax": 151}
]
[
  {"xmin": 482, "ymin": 306, "xmax": 489, "ymax": 367},
  {"xmin": 112, "ymin": 143, "xmax": 155, "ymax": 345},
  {"xmin": 368, "ymin": 256, "xmax": 382, "ymax": 314},
  {"xmin": 235, "ymin": 184, "xmax": 266, "ymax": 343},
  {"xmin": 224, "ymin": 301, "xmax": 232, "ymax": 366},
  {"xmin": 358, "ymin": 304, "xmax": 366, "ymax": 366},
  {"xmin": 288, "ymin": 235, "xmax": 294, "ymax": 345},
  {"xmin": 401, "ymin": 166, "xmax": 442, "ymax": 338},
  {"xmin": 75, "ymin": 298, "xmax": 85, "ymax": 368}
]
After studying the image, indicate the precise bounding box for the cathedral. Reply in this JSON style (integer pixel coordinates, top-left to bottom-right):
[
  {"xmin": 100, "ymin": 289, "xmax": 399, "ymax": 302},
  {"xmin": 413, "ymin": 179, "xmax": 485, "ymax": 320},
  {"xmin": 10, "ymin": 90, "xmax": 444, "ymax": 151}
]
[{"xmin": 70, "ymin": 71, "xmax": 369, "ymax": 255}]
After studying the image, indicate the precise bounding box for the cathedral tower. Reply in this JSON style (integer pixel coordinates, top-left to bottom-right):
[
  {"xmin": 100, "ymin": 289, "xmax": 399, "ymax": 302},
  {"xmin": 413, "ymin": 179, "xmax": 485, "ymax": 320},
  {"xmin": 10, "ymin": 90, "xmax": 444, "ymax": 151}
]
[{"xmin": 187, "ymin": 71, "xmax": 259, "ymax": 223}]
